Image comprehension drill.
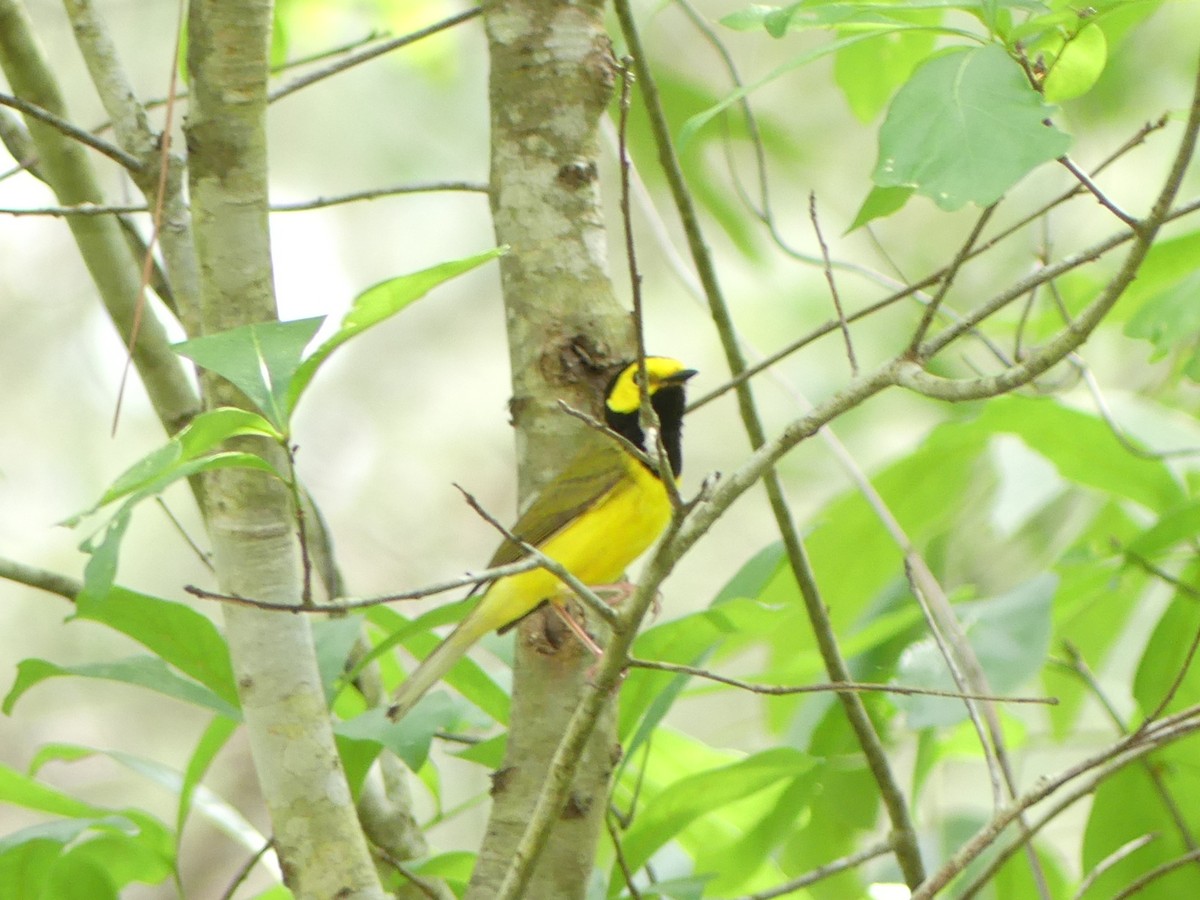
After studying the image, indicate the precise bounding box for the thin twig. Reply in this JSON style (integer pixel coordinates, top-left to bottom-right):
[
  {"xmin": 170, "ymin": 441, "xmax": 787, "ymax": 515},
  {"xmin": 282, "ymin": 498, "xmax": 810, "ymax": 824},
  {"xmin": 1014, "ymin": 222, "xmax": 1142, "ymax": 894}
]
[
  {"xmin": 218, "ymin": 839, "xmax": 273, "ymax": 900},
  {"xmin": 183, "ymin": 556, "xmax": 543, "ymax": 611},
  {"xmin": 738, "ymin": 839, "xmax": 894, "ymax": 900},
  {"xmin": 1072, "ymin": 834, "xmax": 1158, "ymax": 900},
  {"xmin": 606, "ymin": 814, "xmax": 644, "ymax": 900},
  {"xmin": 913, "ymin": 708, "xmax": 1200, "ymax": 898},
  {"xmin": 271, "ymin": 180, "xmax": 489, "ymax": 210},
  {"xmin": 111, "ymin": 0, "xmax": 185, "ymax": 436},
  {"xmin": 453, "ymin": 483, "xmax": 619, "ymax": 627},
  {"xmin": 0, "ymin": 556, "xmax": 82, "ymax": 601},
  {"xmin": 1111, "ymin": 848, "xmax": 1200, "ymax": 900},
  {"xmin": 269, "ymin": 6, "xmax": 484, "ymax": 103},
  {"xmin": 627, "ymin": 658, "xmax": 1057, "ymax": 705},
  {"xmin": 1056, "ymin": 642, "xmax": 1200, "ymax": 855},
  {"xmin": 369, "ymin": 846, "xmax": 446, "ymax": 900},
  {"xmin": 908, "ymin": 204, "xmax": 995, "ymax": 353},
  {"xmin": 154, "ymin": 498, "xmax": 214, "ymax": 572},
  {"xmin": 0, "ymin": 181, "xmax": 490, "ymax": 218},
  {"xmin": 1059, "ymin": 155, "xmax": 1138, "ymax": 227},
  {"xmin": 1138, "ymin": 614, "xmax": 1200, "ymax": 727},
  {"xmin": 557, "ymin": 399, "xmax": 657, "ymax": 473},
  {"xmin": 809, "ymin": 192, "xmax": 856, "ymax": 375},
  {"xmin": 0, "ymin": 91, "xmax": 141, "ymax": 171},
  {"xmin": 1075, "ymin": 358, "xmax": 1200, "ymax": 459}
]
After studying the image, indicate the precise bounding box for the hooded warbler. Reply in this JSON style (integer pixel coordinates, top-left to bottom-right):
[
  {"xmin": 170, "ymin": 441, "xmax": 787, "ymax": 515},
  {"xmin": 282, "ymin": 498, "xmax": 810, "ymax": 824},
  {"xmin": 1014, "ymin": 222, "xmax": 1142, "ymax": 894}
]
[{"xmin": 387, "ymin": 356, "xmax": 696, "ymax": 721}]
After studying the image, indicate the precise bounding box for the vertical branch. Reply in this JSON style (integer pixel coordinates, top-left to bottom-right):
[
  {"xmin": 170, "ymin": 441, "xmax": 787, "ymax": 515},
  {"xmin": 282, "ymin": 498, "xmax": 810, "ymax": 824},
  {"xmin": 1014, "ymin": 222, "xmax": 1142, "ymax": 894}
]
[
  {"xmin": 184, "ymin": 1, "xmax": 383, "ymax": 897},
  {"xmin": 612, "ymin": 0, "xmax": 927, "ymax": 887},
  {"xmin": 472, "ymin": 0, "xmax": 634, "ymax": 896}
]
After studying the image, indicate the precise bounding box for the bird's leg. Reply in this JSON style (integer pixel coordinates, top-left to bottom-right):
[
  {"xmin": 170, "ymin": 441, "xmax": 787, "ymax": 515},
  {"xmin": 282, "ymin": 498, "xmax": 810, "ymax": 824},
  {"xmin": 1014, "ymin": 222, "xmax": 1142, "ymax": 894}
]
[
  {"xmin": 591, "ymin": 581, "xmax": 636, "ymax": 606},
  {"xmin": 592, "ymin": 581, "xmax": 662, "ymax": 620},
  {"xmin": 549, "ymin": 602, "xmax": 604, "ymax": 658}
]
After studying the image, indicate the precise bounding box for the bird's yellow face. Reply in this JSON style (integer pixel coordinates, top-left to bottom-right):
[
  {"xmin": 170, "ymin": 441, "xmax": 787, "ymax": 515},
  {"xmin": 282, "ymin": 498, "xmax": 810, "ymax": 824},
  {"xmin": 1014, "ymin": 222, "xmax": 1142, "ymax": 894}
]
[{"xmin": 605, "ymin": 357, "xmax": 696, "ymax": 414}]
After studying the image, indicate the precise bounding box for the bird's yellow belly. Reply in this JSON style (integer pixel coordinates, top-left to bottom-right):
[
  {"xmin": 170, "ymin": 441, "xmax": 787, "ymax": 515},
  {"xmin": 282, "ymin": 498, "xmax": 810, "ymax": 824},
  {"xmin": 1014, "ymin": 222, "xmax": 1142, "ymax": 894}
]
[{"xmin": 476, "ymin": 461, "xmax": 670, "ymax": 632}]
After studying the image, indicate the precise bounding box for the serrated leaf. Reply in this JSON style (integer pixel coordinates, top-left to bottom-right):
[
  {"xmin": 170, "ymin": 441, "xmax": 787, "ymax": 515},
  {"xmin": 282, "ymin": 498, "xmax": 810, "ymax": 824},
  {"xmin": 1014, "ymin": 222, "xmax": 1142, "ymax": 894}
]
[
  {"xmin": 175, "ymin": 318, "xmax": 324, "ymax": 429},
  {"xmin": 286, "ymin": 248, "xmax": 505, "ymax": 415},
  {"xmin": 874, "ymin": 44, "xmax": 1071, "ymax": 209}
]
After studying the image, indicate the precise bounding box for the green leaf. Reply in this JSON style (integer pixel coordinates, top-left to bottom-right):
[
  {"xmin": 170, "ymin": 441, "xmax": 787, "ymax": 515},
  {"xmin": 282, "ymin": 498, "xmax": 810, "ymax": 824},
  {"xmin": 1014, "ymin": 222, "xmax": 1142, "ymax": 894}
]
[
  {"xmin": 1127, "ymin": 500, "xmax": 1200, "ymax": 560},
  {"xmin": 779, "ymin": 763, "xmax": 877, "ymax": 899},
  {"xmin": 0, "ymin": 765, "xmax": 173, "ymax": 892},
  {"xmin": 1041, "ymin": 22, "xmax": 1107, "ymax": 102},
  {"xmin": 77, "ymin": 508, "xmax": 131, "ymax": 601},
  {"xmin": 286, "ymin": 248, "xmax": 506, "ymax": 415},
  {"xmin": 679, "ymin": 31, "xmax": 880, "ymax": 148},
  {"xmin": 73, "ymin": 586, "xmax": 238, "ymax": 705},
  {"xmin": 621, "ymin": 593, "xmax": 787, "ymax": 759},
  {"xmin": 47, "ymin": 851, "xmax": 119, "ymax": 900},
  {"xmin": 0, "ymin": 839, "xmax": 61, "ymax": 900},
  {"xmin": 65, "ymin": 409, "xmax": 282, "ymax": 592},
  {"xmin": 363, "ymin": 602, "xmax": 510, "ymax": 724},
  {"xmin": 1124, "ymin": 269, "xmax": 1200, "ymax": 370},
  {"xmin": 969, "ymin": 395, "xmax": 1184, "ymax": 514},
  {"xmin": 335, "ymin": 699, "xmax": 462, "ymax": 776},
  {"xmin": 3, "ymin": 657, "xmax": 239, "ymax": 719},
  {"xmin": 313, "ymin": 614, "xmax": 368, "ymax": 703},
  {"xmin": 847, "ymin": 184, "xmax": 913, "ymax": 230},
  {"xmin": 617, "ymin": 745, "xmax": 817, "ymax": 876},
  {"xmin": 1134, "ymin": 590, "xmax": 1200, "ymax": 719},
  {"xmin": 1083, "ymin": 762, "xmax": 1200, "ymax": 899},
  {"xmin": 874, "ymin": 44, "xmax": 1071, "ymax": 209},
  {"xmin": 174, "ymin": 317, "xmax": 325, "ymax": 429},
  {"xmin": 80, "ymin": 450, "xmax": 279, "ymax": 599},
  {"xmin": 894, "ymin": 575, "xmax": 1056, "ymax": 728},
  {"xmin": 0, "ymin": 763, "xmax": 103, "ymax": 819},
  {"xmin": 101, "ymin": 408, "xmax": 281, "ymax": 512},
  {"xmin": 452, "ymin": 733, "xmax": 507, "ymax": 770},
  {"xmin": 177, "ymin": 716, "xmax": 239, "ymax": 849},
  {"xmin": 833, "ymin": 13, "xmax": 940, "ymax": 122}
]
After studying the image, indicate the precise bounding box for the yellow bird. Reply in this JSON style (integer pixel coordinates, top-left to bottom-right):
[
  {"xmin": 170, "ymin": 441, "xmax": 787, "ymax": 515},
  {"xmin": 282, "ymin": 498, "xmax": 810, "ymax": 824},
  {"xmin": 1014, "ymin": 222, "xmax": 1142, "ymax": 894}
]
[{"xmin": 387, "ymin": 356, "xmax": 696, "ymax": 721}]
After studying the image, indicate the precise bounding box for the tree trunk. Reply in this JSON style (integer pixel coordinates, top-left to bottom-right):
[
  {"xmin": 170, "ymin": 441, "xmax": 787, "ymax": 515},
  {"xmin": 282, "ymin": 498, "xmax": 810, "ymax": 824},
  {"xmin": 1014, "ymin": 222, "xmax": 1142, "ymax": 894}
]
[{"xmin": 470, "ymin": 0, "xmax": 635, "ymax": 895}]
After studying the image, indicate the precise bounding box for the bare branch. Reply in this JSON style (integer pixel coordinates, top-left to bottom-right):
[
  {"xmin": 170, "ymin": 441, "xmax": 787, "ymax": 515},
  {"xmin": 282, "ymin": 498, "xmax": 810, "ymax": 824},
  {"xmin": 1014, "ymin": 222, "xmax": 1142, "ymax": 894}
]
[
  {"xmin": 269, "ymin": 6, "xmax": 484, "ymax": 103},
  {"xmin": 809, "ymin": 192, "xmax": 856, "ymax": 375},
  {"xmin": 0, "ymin": 90, "xmax": 141, "ymax": 171},
  {"xmin": 627, "ymin": 657, "xmax": 1057, "ymax": 705}
]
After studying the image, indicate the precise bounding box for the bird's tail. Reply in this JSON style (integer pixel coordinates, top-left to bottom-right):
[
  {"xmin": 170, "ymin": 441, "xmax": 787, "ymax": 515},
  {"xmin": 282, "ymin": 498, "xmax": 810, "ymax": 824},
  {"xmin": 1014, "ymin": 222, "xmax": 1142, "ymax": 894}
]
[{"xmin": 387, "ymin": 609, "xmax": 493, "ymax": 722}]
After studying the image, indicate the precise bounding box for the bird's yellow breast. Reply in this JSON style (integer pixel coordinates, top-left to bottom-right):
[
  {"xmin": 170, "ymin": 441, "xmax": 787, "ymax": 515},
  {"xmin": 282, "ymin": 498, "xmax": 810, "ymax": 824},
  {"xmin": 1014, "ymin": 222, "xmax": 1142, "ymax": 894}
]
[{"xmin": 474, "ymin": 458, "xmax": 671, "ymax": 633}]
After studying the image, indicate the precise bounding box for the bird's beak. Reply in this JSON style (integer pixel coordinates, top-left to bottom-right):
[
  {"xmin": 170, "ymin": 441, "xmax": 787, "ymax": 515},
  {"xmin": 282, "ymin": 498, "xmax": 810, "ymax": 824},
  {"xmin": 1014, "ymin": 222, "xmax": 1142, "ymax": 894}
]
[{"xmin": 666, "ymin": 369, "xmax": 698, "ymax": 385}]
